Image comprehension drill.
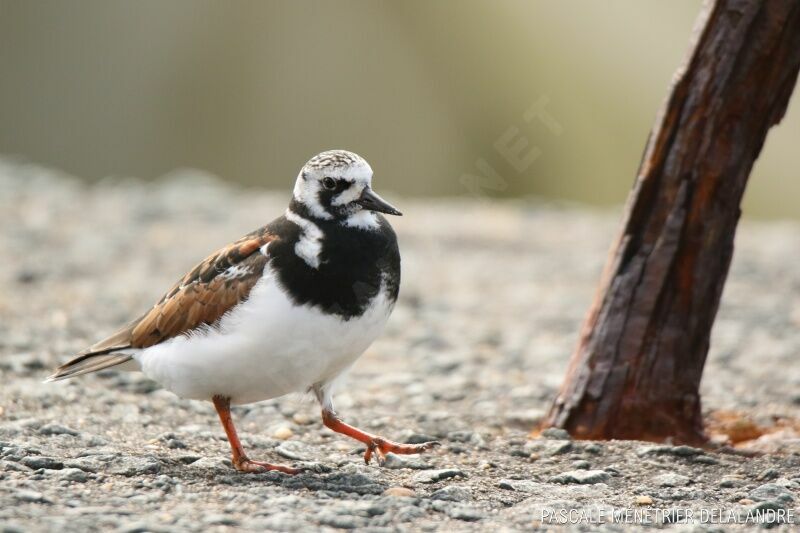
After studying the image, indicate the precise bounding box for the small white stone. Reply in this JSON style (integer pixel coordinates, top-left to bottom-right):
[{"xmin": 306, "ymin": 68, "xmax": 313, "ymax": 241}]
[
  {"xmin": 273, "ymin": 426, "xmax": 294, "ymax": 440},
  {"xmin": 292, "ymin": 413, "xmax": 312, "ymax": 425}
]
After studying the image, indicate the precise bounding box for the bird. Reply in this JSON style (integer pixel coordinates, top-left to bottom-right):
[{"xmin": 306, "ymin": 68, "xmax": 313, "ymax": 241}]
[{"xmin": 47, "ymin": 149, "xmax": 439, "ymax": 474}]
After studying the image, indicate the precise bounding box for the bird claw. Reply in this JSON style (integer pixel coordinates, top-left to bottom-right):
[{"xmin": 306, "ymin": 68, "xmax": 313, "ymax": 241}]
[{"xmin": 362, "ymin": 438, "xmax": 441, "ymax": 465}]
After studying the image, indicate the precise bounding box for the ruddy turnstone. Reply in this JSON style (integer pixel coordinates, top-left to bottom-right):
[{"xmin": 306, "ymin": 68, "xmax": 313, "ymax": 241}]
[{"xmin": 48, "ymin": 150, "xmax": 438, "ymax": 474}]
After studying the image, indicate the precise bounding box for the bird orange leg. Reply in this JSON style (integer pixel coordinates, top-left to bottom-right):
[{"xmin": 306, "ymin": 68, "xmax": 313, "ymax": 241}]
[
  {"xmin": 212, "ymin": 395, "xmax": 301, "ymax": 475},
  {"xmin": 321, "ymin": 408, "xmax": 440, "ymax": 465}
]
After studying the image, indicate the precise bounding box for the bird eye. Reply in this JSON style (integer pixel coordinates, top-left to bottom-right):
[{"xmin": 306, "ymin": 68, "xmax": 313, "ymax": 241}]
[{"xmin": 322, "ymin": 177, "xmax": 336, "ymax": 190}]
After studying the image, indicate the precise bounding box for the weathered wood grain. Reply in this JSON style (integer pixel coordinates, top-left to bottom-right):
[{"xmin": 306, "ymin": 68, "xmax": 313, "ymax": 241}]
[{"xmin": 545, "ymin": 0, "xmax": 800, "ymax": 443}]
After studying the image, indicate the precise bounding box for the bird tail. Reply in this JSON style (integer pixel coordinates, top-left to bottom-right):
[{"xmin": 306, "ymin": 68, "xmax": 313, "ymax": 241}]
[
  {"xmin": 45, "ymin": 323, "xmax": 139, "ymax": 382},
  {"xmin": 45, "ymin": 349, "xmax": 134, "ymax": 382},
  {"xmin": 46, "ymin": 319, "xmax": 141, "ymax": 382}
]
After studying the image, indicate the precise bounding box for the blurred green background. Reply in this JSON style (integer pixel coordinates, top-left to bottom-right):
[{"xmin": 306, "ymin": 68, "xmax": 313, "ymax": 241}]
[{"xmin": 1, "ymin": 0, "xmax": 798, "ymax": 218}]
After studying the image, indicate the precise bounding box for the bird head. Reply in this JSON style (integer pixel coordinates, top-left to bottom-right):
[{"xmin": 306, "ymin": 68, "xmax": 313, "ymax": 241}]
[{"xmin": 293, "ymin": 150, "xmax": 401, "ymax": 223}]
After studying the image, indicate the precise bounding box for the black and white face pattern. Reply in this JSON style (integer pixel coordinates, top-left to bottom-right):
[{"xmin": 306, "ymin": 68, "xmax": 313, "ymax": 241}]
[
  {"xmin": 273, "ymin": 150, "xmax": 402, "ymax": 316},
  {"xmin": 292, "ymin": 150, "xmax": 387, "ymax": 229}
]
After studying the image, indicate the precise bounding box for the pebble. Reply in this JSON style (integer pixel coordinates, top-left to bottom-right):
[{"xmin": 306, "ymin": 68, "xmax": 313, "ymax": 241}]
[
  {"xmin": 447, "ymin": 430, "xmax": 485, "ymax": 447},
  {"xmin": 752, "ymin": 500, "xmax": 789, "ymax": 519},
  {"xmin": 382, "ymin": 487, "xmax": 415, "ymax": 497},
  {"xmin": 38, "ymin": 423, "xmax": 80, "ymax": 437},
  {"xmin": 164, "ymin": 438, "xmax": 187, "ymax": 449},
  {"xmin": 405, "ymin": 434, "xmax": 437, "ymax": 444},
  {"xmin": 273, "ymin": 427, "xmax": 294, "ymax": 440},
  {"xmin": 550, "ymin": 470, "xmax": 610, "ymax": 485},
  {"xmin": 296, "ymin": 461, "xmax": 330, "ymax": 474},
  {"xmin": 176, "ymin": 454, "xmax": 202, "ymax": 465},
  {"xmin": 635, "ymin": 495, "xmax": 653, "ymax": 505},
  {"xmin": 719, "ymin": 475, "xmax": 745, "ymax": 488},
  {"xmin": 188, "ymin": 457, "xmax": 231, "ymax": 471},
  {"xmin": 583, "ymin": 443, "xmax": 604, "ymax": 454},
  {"xmin": 691, "ymin": 455, "xmax": 719, "ymax": 465},
  {"xmin": 774, "ymin": 477, "xmax": 800, "ymax": 489},
  {"xmin": 525, "ymin": 439, "xmax": 572, "ymax": 456},
  {"xmin": 62, "ymin": 457, "xmax": 102, "ymax": 473},
  {"xmin": 20, "ymin": 456, "xmax": 64, "ymax": 470},
  {"xmin": 430, "ymin": 485, "xmax": 471, "ymax": 501},
  {"xmin": 540, "ymin": 428, "xmax": 571, "ymax": 440},
  {"xmin": 412, "ymin": 468, "xmax": 466, "ymax": 484},
  {"xmin": 58, "ymin": 468, "xmax": 90, "ymax": 482},
  {"xmin": 748, "ymin": 483, "xmax": 794, "ymax": 503},
  {"xmin": 498, "ymin": 479, "xmax": 539, "ymax": 493},
  {"xmin": 637, "ymin": 445, "xmax": 703, "ymax": 458},
  {"xmin": 756, "ymin": 468, "xmax": 779, "ymax": 481},
  {"xmin": 381, "ymin": 453, "xmax": 431, "ymax": 470},
  {"xmin": 445, "ymin": 505, "xmax": 484, "ymax": 522},
  {"xmin": 14, "ymin": 490, "xmax": 52, "ymax": 504},
  {"xmin": 292, "ymin": 412, "xmax": 312, "ymax": 425},
  {"xmin": 109, "ymin": 456, "xmax": 161, "ymax": 477},
  {"xmin": 394, "ymin": 505, "xmax": 426, "ymax": 522},
  {"xmin": 1, "ymin": 460, "xmax": 29, "ymax": 473},
  {"xmin": 275, "ymin": 441, "xmax": 310, "ymax": 461},
  {"xmin": 508, "ymin": 447, "xmax": 529, "ymax": 458},
  {"xmin": 654, "ymin": 473, "xmax": 691, "ymax": 487}
]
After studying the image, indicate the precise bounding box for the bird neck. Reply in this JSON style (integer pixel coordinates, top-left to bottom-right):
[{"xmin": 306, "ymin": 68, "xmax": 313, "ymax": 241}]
[
  {"xmin": 288, "ymin": 198, "xmax": 329, "ymax": 223},
  {"xmin": 288, "ymin": 198, "xmax": 380, "ymax": 232}
]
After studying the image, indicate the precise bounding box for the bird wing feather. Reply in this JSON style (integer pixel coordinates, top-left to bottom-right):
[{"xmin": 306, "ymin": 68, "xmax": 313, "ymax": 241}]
[
  {"xmin": 130, "ymin": 228, "xmax": 273, "ymax": 348},
  {"xmin": 47, "ymin": 227, "xmax": 274, "ymax": 381}
]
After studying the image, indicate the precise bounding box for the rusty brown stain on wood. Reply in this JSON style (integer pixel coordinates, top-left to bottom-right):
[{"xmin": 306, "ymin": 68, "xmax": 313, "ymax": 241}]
[{"xmin": 543, "ymin": 0, "xmax": 800, "ymax": 444}]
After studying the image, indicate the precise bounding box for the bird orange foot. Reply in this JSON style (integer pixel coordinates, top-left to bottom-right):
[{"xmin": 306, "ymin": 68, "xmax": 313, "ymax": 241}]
[
  {"xmin": 233, "ymin": 456, "xmax": 302, "ymax": 475},
  {"xmin": 321, "ymin": 408, "xmax": 440, "ymax": 466},
  {"xmin": 362, "ymin": 437, "xmax": 441, "ymax": 466},
  {"xmin": 213, "ymin": 396, "xmax": 302, "ymax": 475}
]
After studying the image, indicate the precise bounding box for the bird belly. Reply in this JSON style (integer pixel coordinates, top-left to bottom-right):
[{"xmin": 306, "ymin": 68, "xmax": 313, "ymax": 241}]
[{"xmin": 134, "ymin": 266, "xmax": 394, "ymax": 404}]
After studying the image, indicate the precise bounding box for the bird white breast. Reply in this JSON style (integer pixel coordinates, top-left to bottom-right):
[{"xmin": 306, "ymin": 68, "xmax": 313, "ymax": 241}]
[{"xmin": 133, "ymin": 264, "xmax": 394, "ymax": 404}]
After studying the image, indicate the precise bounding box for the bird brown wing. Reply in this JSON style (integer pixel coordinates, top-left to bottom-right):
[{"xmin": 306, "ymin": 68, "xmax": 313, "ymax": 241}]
[
  {"xmin": 129, "ymin": 228, "xmax": 274, "ymax": 348},
  {"xmin": 47, "ymin": 227, "xmax": 274, "ymax": 381}
]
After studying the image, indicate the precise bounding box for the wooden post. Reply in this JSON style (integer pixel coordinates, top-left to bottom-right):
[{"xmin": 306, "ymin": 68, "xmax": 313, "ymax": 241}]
[{"xmin": 544, "ymin": 0, "xmax": 800, "ymax": 444}]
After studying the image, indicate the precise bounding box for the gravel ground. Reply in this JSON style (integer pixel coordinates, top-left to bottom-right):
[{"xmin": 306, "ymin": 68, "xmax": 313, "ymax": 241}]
[{"xmin": 1, "ymin": 159, "xmax": 799, "ymax": 532}]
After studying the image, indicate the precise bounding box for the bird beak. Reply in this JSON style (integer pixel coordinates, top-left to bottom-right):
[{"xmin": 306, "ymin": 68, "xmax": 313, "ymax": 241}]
[{"xmin": 356, "ymin": 187, "xmax": 402, "ymax": 216}]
